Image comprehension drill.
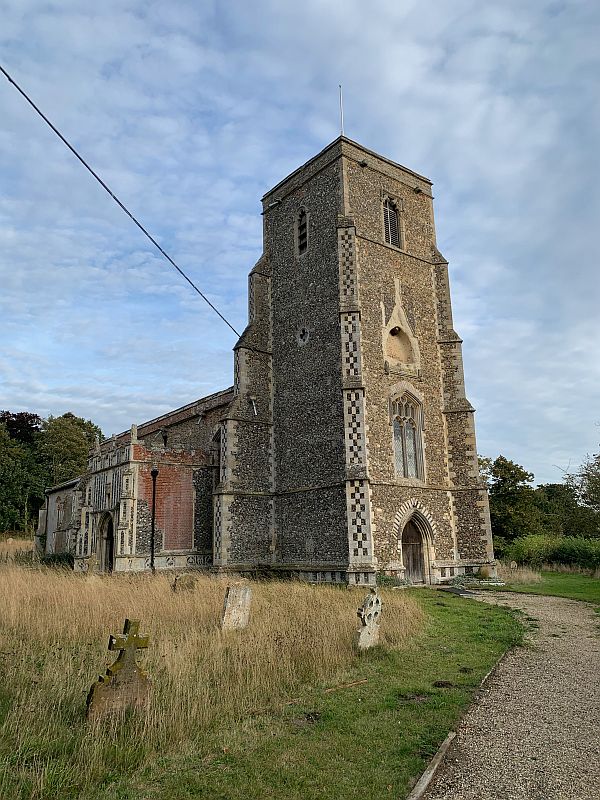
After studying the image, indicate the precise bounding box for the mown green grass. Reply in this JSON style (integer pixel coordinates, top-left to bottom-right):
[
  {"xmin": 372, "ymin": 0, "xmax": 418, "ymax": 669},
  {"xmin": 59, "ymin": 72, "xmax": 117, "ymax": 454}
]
[
  {"xmin": 501, "ymin": 570, "xmax": 600, "ymax": 605},
  {"xmin": 68, "ymin": 591, "xmax": 522, "ymax": 800}
]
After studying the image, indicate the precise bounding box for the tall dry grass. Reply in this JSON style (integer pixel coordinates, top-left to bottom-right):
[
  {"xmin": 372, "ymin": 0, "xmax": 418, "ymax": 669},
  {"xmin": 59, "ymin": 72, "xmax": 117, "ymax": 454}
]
[
  {"xmin": 541, "ymin": 562, "xmax": 600, "ymax": 578},
  {"xmin": 0, "ymin": 536, "xmax": 33, "ymax": 561},
  {"xmin": 0, "ymin": 564, "xmax": 423, "ymax": 797},
  {"xmin": 496, "ymin": 561, "xmax": 542, "ymax": 584}
]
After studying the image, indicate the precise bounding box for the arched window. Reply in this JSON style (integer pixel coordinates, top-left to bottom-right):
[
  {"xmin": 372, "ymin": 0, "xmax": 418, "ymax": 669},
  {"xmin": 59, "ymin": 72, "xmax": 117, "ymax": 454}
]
[
  {"xmin": 392, "ymin": 394, "xmax": 424, "ymax": 479},
  {"xmin": 383, "ymin": 199, "xmax": 400, "ymax": 247},
  {"xmin": 297, "ymin": 208, "xmax": 308, "ymax": 255}
]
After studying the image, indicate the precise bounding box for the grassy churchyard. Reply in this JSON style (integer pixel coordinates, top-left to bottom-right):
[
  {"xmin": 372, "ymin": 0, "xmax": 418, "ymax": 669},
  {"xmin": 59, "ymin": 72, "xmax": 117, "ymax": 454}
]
[
  {"xmin": 499, "ymin": 568, "xmax": 600, "ymax": 605},
  {"xmin": 0, "ymin": 539, "xmax": 526, "ymax": 799}
]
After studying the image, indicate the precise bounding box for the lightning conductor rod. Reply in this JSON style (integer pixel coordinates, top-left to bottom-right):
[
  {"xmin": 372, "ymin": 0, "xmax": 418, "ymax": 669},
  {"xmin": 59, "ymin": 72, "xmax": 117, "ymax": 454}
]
[
  {"xmin": 339, "ymin": 84, "xmax": 344, "ymax": 136},
  {"xmin": 0, "ymin": 64, "xmax": 240, "ymax": 338}
]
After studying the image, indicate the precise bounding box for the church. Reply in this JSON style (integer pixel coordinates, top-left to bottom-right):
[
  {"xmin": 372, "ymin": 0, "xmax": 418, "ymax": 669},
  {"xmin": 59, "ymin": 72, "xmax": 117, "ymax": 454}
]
[{"xmin": 37, "ymin": 136, "xmax": 495, "ymax": 585}]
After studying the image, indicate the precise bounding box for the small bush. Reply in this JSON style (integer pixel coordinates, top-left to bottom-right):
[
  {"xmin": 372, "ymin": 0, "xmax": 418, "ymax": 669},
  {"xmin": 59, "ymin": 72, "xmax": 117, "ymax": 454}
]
[
  {"xmin": 508, "ymin": 535, "xmax": 600, "ymax": 570},
  {"xmin": 377, "ymin": 573, "xmax": 407, "ymax": 587}
]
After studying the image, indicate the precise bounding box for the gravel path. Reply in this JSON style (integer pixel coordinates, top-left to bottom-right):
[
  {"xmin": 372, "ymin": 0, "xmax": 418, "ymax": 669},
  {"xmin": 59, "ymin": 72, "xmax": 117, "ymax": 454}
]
[{"xmin": 421, "ymin": 592, "xmax": 600, "ymax": 800}]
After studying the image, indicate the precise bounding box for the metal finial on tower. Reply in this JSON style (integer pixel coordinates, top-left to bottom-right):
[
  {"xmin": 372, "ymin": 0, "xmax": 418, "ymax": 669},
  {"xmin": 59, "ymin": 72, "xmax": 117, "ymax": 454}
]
[{"xmin": 339, "ymin": 84, "xmax": 344, "ymax": 136}]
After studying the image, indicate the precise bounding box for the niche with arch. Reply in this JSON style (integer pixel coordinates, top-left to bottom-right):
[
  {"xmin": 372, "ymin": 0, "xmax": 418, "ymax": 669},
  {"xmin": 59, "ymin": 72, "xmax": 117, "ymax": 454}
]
[{"xmin": 380, "ymin": 281, "xmax": 420, "ymax": 376}]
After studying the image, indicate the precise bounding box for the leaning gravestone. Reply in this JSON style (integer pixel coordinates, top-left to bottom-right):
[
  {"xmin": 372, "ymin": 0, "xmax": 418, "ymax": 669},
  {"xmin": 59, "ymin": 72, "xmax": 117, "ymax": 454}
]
[
  {"xmin": 87, "ymin": 618, "xmax": 151, "ymax": 719},
  {"xmin": 356, "ymin": 588, "xmax": 383, "ymax": 650},
  {"xmin": 172, "ymin": 572, "xmax": 198, "ymax": 592},
  {"xmin": 221, "ymin": 584, "xmax": 252, "ymax": 630}
]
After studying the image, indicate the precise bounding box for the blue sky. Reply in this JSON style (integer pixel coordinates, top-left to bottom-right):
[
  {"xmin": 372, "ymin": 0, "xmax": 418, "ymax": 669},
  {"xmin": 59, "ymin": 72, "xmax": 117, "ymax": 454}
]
[{"xmin": 1, "ymin": 0, "xmax": 598, "ymax": 485}]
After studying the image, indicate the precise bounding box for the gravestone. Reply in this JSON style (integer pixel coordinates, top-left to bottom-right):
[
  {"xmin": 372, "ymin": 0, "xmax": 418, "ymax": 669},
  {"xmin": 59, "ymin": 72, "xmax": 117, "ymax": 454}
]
[
  {"xmin": 356, "ymin": 588, "xmax": 383, "ymax": 650},
  {"xmin": 510, "ymin": 561, "xmax": 518, "ymax": 571},
  {"xmin": 172, "ymin": 572, "xmax": 198, "ymax": 592},
  {"xmin": 221, "ymin": 584, "xmax": 252, "ymax": 630},
  {"xmin": 87, "ymin": 618, "xmax": 151, "ymax": 719}
]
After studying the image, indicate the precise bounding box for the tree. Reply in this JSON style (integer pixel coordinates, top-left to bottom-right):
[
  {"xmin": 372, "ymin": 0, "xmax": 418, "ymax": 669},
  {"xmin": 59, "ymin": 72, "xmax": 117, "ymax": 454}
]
[
  {"xmin": 534, "ymin": 482, "xmax": 599, "ymax": 538},
  {"xmin": 0, "ymin": 424, "xmax": 31, "ymax": 532},
  {"xmin": 0, "ymin": 411, "xmax": 42, "ymax": 445},
  {"xmin": 569, "ymin": 451, "xmax": 600, "ymax": 516},
  {"xmin": 0, "ymin": 423, "xmax": 49, "ymax": 532},
  {"xmin": 481, "ymin": 455, "xmax": 544, "ymax": 551},
  {"xmin": 479, "ymin": 453, "xmax": 600, "ymax": 552},
  {"xmin": 0, "ymin": 410, "xmax": 103, "ymax": 532},
  {"xmin": 37, "ymin": 413, "xmax": 103, "ymax": 486}
]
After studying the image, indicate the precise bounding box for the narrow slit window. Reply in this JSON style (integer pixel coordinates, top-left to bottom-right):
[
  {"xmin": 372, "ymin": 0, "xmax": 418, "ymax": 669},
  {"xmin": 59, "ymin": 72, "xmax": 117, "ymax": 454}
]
[
  {"xmin": 297, "ymin": 209, "xmax": 308, "ymax": 255},
  {"xmin": 383, "ymin": 199, "xmax": 400, "ymax": 247}
]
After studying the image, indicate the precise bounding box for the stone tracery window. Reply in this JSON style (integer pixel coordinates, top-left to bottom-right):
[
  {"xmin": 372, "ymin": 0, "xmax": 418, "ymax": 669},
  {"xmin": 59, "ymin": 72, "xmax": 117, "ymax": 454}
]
[
  {"xmin": 383, "ymin": 198, "xmax": 400, "ymax": 247},
  {"xmin": 392, "ymin": 394, "xmax": 424, "ymax": 479}
]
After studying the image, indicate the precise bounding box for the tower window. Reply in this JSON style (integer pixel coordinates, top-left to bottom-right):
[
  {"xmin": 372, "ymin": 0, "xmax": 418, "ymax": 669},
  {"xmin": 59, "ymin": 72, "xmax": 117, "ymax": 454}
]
[
  {"xmin": 392, "ymin": 393, "xmax": 424, "ymax": 479},
  {"xmin": 383, "ymin": 199, "xmax": 400, "ymax": 248},
  {"xmin": 297, "ymin": 208, "xmax": 308, "ymax": 255}
]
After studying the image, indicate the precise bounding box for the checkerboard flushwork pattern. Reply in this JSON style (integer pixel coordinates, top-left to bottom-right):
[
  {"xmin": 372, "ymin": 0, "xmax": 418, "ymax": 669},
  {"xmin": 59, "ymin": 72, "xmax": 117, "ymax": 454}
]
[
  {"xmin": 339, "ymin": 229, "xmax": 356, "ymax": 300},
  {"xmin": 219, "ymin": 423, "xmax": 228, "ymax": 483},
  {"xmin": 213, "ymin": 496, "xmax": 223, "ymax": 561},
  {"xmin": 345, "ymin": 389, "xmax": 366, "ymax": 466},
  {"xmin": 347, "ymin": 480, "xmax": 371, "ymax": 558},
  {"xmin": 341, "ymin": 313, "xmax": 361, "ymax": 378}
]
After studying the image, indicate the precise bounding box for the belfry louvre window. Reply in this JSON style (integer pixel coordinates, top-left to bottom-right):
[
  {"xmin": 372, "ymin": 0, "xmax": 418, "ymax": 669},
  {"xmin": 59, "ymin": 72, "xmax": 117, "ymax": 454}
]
[
  {"xmin": 297, "ymin": 208, "xmax": 308, "ymax": 254},
  {"xmin": 392, "ymin": 394, "xmax": 424, "ymax": 479},
  {"xmin": 383, "ymin": 199, "xmax": 400, "ymax": 247}
]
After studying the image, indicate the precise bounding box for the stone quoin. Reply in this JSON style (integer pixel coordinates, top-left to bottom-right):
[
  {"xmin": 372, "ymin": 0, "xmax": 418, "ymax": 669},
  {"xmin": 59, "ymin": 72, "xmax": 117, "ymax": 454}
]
[{"xmin": 37, "ymin": 137, "xmax": 495, "ymax": 585}]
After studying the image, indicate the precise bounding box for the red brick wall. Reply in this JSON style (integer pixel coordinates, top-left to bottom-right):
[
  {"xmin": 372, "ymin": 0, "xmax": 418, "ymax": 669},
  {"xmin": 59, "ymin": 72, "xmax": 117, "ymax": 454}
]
[{"xmin": 138, "ymin": 462, "xmax": 195, "ymax": 551}]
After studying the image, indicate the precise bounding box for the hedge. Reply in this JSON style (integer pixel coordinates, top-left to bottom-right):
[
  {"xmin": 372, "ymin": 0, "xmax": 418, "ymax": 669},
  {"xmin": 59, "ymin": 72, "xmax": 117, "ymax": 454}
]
[{"xmin": 508, "ymin": 535, "xmax": 600, "ymax": 569}]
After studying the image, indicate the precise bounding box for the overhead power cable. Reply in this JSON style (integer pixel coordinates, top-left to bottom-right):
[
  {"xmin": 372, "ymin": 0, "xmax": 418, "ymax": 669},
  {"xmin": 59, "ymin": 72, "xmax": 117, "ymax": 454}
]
[{"xmin": 0, "ymin": 64, "xmax": 241, "ymax": 337}]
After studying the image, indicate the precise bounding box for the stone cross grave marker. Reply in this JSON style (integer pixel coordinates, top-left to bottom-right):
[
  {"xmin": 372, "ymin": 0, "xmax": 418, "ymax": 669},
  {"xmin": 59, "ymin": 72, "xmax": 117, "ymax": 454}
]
[
  {"xmin": 356, "ymin": 588, "xmax": 383, "ymax": 650},
  {"xmin": 87, "ymin": 618, "xmax": 151, "ymax": 720},
  {"xmin": 221, "ymin": 584, "xmax": 252, "ymax": 631}
]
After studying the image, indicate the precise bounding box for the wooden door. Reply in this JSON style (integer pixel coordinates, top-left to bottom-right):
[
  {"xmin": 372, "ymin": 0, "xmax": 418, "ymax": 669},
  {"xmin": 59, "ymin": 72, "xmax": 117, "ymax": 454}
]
[{"xmin": 402, "ymin": 521, "xmax": 424, "ymax": 583}]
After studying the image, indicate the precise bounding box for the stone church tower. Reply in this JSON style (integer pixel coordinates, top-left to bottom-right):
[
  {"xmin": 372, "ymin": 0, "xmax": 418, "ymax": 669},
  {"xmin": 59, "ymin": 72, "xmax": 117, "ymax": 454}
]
[
  {"xmin": 216, "ymin": 136, "xmax": 495, "ymax": 585},
  {"xmin": 39, "ymin": 135, "xmax": 494, "ymax": 583}
]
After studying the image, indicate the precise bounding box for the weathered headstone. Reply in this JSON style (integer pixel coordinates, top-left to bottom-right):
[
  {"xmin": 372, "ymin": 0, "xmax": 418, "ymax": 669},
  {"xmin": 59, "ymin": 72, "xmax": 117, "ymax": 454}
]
[
  {"xmin": 356, "ymin": 588, "xmax": 383, "ymax": 650},
  {"xmin": 86, "ymin": 618, "xmax": 151, "ymax": 719},
  {"xmin": 172, "ymin": 572, "xmax": 198, "ymax": 592},
  {"xmin": 221, "ymin": 584, "xmax": 252, "ymax": 630},
  {"xmin": 510, "ymin": 561, "xmax": 518, "ymax": 571}
]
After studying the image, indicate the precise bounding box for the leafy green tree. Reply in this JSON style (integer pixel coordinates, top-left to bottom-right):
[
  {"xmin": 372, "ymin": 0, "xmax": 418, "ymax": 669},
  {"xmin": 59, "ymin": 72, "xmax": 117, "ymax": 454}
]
[
  {"xmin": 37, "ymin": 413, "xmax": 103, "ymax": 486},
  {"xmin": 0, "ymin": 411, "xmax": 42, "ymax": 445},
  {"xmin": 534, "ymin": 482, "xmax": 599, "ymax": 538},
  {"xmin": 0, "ymin": 411, "xmax": 103, "ymax": 532},
  {"xmin": 0, "ymin": 424, "xmax": 30, "ymax": 531},
  {"xmin": 480, "ymin": 455, "xmax": 544, "ymax": 552},
  {"xmin": 0, "ymin": 423, "xmax": 48, "ymax": 533},
  {"xmin": 479, "ymin": 452, "xmax": 600, "ymax": 553},
  {"xmin": 569, "ymin": 451, "xmax": 600, "ymax": 516}
]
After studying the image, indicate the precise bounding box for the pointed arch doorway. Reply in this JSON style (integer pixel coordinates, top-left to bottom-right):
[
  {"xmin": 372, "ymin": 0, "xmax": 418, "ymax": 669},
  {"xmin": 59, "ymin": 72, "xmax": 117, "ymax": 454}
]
[
  {"xmin": 99, "ymin": 514, "xmax": 115, "ymax": 573},
  {"xmin": 402, "ymin": 521, "xmax": 424, "ymax": 583}
]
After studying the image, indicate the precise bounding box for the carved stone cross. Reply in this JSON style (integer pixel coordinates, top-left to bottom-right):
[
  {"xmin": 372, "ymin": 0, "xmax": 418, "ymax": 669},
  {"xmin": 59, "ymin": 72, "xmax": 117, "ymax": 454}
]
[
  {"xmin": 109, "ymin": 619, "xmax": 149, "ymax": 661},
  {"xmin": 356, "ymin": 588, "xmax": 383, "ymax": 650},
  {"xmin": 87, "ymin": 618, "xmax": 151, "ymax": 720}
]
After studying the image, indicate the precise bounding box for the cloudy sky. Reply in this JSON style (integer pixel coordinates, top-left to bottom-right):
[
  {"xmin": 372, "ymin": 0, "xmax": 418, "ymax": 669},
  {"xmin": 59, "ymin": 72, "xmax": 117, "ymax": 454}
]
[{"xmin": 1, "ymin": 0, "xmax": 598, "ymax": 485}]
